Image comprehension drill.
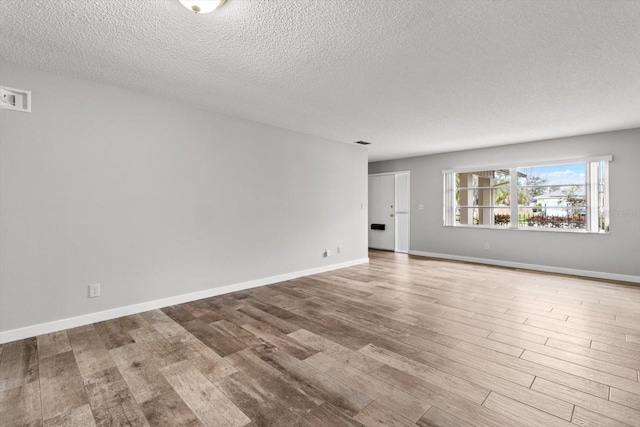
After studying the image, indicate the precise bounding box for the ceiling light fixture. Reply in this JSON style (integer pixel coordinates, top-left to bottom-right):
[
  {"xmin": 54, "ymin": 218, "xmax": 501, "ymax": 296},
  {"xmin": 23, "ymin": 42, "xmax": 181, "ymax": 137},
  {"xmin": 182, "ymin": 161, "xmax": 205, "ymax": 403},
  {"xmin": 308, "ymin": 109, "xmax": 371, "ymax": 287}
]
[{"xmin": 178, "ymin": 0, "xmax": 226, "ymax": 14}]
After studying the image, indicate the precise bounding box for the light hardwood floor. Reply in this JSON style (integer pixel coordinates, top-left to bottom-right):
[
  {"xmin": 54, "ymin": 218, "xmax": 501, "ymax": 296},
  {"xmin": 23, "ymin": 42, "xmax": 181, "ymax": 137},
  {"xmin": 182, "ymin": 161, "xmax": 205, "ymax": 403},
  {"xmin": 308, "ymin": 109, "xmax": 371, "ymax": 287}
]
[{"xmin": 1, "ymin": 250, "xmax": 640, "ymax": 426}]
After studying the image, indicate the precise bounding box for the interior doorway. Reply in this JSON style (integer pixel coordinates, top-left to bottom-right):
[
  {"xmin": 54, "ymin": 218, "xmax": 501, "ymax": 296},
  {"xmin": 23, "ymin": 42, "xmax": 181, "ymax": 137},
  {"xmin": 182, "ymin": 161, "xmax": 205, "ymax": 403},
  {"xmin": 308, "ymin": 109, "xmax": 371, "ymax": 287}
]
[{"xmin": 368, "ymin": 171, "xmax": 410, "ymax": 253}]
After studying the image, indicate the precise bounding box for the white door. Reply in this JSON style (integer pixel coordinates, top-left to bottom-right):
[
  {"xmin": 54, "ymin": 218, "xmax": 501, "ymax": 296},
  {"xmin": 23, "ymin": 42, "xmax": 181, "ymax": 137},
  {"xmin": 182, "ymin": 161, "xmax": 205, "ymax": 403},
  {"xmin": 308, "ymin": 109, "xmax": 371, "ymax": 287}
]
[
  {"xmin": 368, "ymin": 174, "xmax": 395, "ymax": 250},
  {"xmin": 395, "ymin": 172, "xmax": 410, "ymax": 253}
]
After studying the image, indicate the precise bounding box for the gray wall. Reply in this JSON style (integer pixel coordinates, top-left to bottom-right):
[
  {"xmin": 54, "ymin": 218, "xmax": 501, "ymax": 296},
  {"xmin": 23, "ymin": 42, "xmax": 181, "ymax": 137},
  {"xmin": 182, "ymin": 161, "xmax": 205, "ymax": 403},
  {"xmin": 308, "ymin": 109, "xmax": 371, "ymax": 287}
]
[
  {"xmin": 369, "ymin": 129, "xmax": 640, "ymax": 277},
  {"xmin": 0, "ymin": 60, "xmax": 368, "ymax": 333}
]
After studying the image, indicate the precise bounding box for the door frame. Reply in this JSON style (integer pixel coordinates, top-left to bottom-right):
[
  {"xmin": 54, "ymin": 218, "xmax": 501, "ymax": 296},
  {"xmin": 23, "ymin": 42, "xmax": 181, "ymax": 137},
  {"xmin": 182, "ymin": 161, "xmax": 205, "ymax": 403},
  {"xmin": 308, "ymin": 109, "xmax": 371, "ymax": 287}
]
[{"xmin": 368, "ymin": 171, "xmax": 410, "ymax": 253}]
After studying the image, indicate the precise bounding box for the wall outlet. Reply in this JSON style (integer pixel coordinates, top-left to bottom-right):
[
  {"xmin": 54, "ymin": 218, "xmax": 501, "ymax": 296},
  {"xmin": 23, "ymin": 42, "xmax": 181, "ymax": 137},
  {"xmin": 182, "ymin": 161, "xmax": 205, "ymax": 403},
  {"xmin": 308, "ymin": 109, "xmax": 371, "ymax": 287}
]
[
  {"xmin": 324, "ymin": 248, "xmax": 331, "ymax": 257},
  {"xmin": 88, "ymin": 283, "xmax": 101, "ymax": 298},
  {"xmin": 484, "ymin": 243, "xmax": 490, "ymax": 250},
  {"xmin": 337, "ymin": 246, "xmax": 341, "ymax": 254}
]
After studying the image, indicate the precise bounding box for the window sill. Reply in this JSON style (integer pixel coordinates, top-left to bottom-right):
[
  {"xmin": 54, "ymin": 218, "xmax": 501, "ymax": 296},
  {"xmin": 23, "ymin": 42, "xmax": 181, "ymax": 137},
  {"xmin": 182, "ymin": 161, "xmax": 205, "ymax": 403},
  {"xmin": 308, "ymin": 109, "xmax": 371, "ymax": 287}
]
[{"xmin": 444, "ymin": 224, "xmax": 609, "ymax": 235}]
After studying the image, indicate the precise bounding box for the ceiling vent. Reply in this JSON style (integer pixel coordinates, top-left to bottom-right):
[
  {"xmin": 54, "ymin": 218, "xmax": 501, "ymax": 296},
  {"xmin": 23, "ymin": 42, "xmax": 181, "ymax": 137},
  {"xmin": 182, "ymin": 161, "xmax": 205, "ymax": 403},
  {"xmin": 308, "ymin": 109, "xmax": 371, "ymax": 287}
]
[{"xmin": 354, "ymin": 140, "xmax": 371, "ymax": 145}]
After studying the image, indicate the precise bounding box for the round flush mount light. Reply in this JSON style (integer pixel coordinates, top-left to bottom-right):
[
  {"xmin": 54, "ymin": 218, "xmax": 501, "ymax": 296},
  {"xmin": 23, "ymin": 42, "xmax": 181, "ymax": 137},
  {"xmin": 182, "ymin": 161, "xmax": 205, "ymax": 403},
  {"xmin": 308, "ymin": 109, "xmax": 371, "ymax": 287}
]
[{"xmin": 179, "ymin": 0, "xmax": 226, "ymax": 14}]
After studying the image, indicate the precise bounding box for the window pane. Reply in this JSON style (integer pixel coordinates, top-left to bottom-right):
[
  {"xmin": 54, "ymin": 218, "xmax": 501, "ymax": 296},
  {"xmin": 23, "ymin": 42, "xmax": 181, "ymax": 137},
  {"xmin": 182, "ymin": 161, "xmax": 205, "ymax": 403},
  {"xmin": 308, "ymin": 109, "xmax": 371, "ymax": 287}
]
[
  {"xmin": 517, "ymin": 163, "xmax": 586, "ymax": 229},
  {"xmin": 454, "ymin": 169, "xmax": 511, "ymax": 226},
  {"xmin": 516, "ymin": 207, "xmax": 586, "ymax": 229}
]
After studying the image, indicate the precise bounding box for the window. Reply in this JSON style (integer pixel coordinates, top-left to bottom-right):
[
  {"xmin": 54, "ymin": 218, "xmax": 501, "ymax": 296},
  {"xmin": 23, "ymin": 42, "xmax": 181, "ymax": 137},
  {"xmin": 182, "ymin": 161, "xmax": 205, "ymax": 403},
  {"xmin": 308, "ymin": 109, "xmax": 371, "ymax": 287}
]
[{"xmin": 443, "ymin": 156, "xmax": 611, "ymax": 233}]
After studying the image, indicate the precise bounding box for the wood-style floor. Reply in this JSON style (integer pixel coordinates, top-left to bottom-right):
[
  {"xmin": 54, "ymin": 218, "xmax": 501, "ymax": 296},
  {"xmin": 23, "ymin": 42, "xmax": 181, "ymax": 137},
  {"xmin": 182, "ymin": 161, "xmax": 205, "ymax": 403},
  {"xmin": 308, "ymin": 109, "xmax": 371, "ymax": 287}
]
[{"xmin": 1, "ymin": 251, "xmax": 640, "ymax": 427}]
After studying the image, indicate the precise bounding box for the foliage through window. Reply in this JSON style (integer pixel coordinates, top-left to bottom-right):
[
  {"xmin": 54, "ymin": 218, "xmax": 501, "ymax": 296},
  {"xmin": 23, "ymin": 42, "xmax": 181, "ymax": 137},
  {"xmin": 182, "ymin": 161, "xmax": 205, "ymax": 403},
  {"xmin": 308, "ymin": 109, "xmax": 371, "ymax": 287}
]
[{"xmin": 443, "ymin": 157, "xmax": 610, "ymax": 233}]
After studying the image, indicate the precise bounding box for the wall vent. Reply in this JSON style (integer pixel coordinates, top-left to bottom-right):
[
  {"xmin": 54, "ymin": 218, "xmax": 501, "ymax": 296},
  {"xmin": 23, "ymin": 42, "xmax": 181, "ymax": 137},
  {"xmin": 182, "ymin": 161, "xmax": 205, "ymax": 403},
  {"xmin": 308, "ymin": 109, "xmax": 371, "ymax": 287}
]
[{"xmin": 1, "ymin": 86, "xmax": 31, "ymax": 113}]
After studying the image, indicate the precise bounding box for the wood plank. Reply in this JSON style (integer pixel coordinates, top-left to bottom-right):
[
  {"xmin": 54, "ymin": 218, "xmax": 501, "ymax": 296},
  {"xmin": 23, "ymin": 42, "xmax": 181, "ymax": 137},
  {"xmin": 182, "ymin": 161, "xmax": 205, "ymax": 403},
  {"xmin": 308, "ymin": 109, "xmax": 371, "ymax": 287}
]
[
  {"xmin": 305, "ymin": 351, "xmax": 430, "ymax": 422},
  {"xmin": 420, "ymin": 346, "xmax": 574, "ymax": 420},
  {"xmin": 417, "ymin": 406, "xmax": 473, "ymax": 427},
  {"xmin": 94, "ymin": 314, "xmax": 148, "ymax": 350},
  {"xmin": 521, "ymin": 350, "xmax": 640, "ymax": 396},
  {"xmin": 531, "ymin": 377, "xmax": 640, "ymax": 426},
  {"xmin": 609, "ymin": 387, "xmax": 640, "ymax": 411},
  {"xmin": 109, "ymin": 343, "xmax": 172, "ymax": 404},
  {"xmin": 216, "ymin": 307, "xmax": 261, "ymax": 328},
  {"xmin": 370, "ymin": 364, "xmax": 530, "ymax": 427},
  {"xmin": 546, "ymin": 338, "xmax": 640, "ymax": 371},
  {"xmin": 37, "ymin": 331, "xmax": 72, "ymax": 359},
  {"xmin": 160, "ymin": 305, "xmax": 198, "ymax": 324},
  {"xmin": 288, "ymin": 329, "xmax": 384, "ymax": 374},
  {"xmin": 301, "ymin": 402, "xmax": 366, "ymax": 427},
  {"xmin": 383, "ymin": 332, "xmax": 535, "ymax": 388},
  {"xmin": 214, "ymin": 371, "xmax": 307, "ymax": 426},
  {"xmin": 486, "ymin": 333, "xmax": 611, "ymax": 399},
  {"xmin": 68, "ymin": 327, "xmax": 115, "ymax": 378},
  {"xmin": 473, "ymin": 313, "xmax": 591, "ymax": 347},
  {"xmin": 0, "ymin": 337, "xmax": 39, "ymax": 392},
  {"xmin": 249, "ymin": 295, "xmax": 420, "ymax": 357},
  {"xmin": 571, "ymin": 406, "xmax": 632, "ymax": 427},
  {"xmin": 506, "ymin": 308, "xmax": 568, "ymax": 322},
  {"xmin": 524, "ymin": 317, "xmax": 627, "ymax": 342},
  {"xmin": 39, "ymin": 351, "xmax": 88, "ymax": 420},
  {"xmin": 224, "ymin": 348, "xmax": 325, "ymax": 413},
  {"xmin": 167, "ymin": 332, "xmax": 237, "ymax": 382},
  {"xmin": 160, "ymin": 360, "xmax": 251, "ymax": 427},
  {"xmin": 83, "ymin": 366, "xmax": 149, "ymax": 426},
  {"xmin": 257, "ymin": 345, "xmax": 372, "ymax": 416},
  {"xmin": 238, "ymin": 304, "xmax": 300, "ymax": 334},
  {"xmin": 482, "ymin": 392, "xmax": 574, "ymax": 427},
  {"xmin": 181, "ymin": 319, "xmax": 259, "ymax": 357},
  {"xmin": 354, "ymin": 401, "xmax": 418, "ymax": 427},
  {"xmin": 319, "ymin": 301, "xmax": 461, "ymax": 349},
  {"xmin": 140, "ymin": 309, "xmax": 188, "ymax": 338},
  {"xmin": 0, "ymin": 380, "xmax": 42, "ymax": 426},
  {"xmin": 590, "ymin": 340, "xmax": 640, "ymax": 362},
  {"xmin": 358, "ymin": 344, "xmax": 489, "ymax": 405},
  {"xmin": 396, "ymin": 307, "xmax": 525, "ymax": 357},
  {"xmin": 141, "ymin": 390, "xmax": 201, "ymax": 427},
  {"xmin": 181, "ymin": 301, "xmax": 223, "ymax": 323},
  {"xmin": 127, "ymin": 326, "xmax": 185, "ymax": 368},
  {"xmin": 241, "ymin": 321, "xmax": 318, "ymax": 360},
  {"xmin": 459, "ymin": 338, "xmax": 637, "ymax": 381},
  {"xmin": 42, "ymin": 404, "xmax": 96, "ymax": 427}
]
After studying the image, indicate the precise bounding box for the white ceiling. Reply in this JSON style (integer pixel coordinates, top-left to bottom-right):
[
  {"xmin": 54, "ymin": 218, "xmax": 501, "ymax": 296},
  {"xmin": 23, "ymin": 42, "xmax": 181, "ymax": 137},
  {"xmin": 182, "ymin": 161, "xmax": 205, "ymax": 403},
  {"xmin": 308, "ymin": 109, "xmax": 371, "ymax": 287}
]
[{"xmin": 1, "ymin": 0, "xmax": 639, "ymax": 161}]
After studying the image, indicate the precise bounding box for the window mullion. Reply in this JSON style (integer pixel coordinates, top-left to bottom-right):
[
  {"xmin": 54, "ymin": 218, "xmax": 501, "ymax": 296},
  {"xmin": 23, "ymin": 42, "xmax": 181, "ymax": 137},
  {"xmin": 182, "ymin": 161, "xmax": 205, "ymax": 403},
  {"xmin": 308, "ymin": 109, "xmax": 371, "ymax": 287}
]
[
  {"xmin": 587, "ymin": 162, "xmax": 599, "ymax": 232},
  {"xmin": 510, "ymin": 168, "xmax": 518, "ymax": 229},
  {"xmin": 443, "ymin": 173, "xmax": 454, "ymax": 226}
]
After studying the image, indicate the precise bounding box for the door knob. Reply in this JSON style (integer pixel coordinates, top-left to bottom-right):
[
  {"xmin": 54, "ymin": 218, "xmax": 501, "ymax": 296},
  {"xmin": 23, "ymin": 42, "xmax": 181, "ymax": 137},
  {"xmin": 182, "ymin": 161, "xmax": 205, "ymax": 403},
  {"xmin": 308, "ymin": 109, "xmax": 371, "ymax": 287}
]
[{"xmin": 390, "ymin": 214, "xmax": 394, "ymax": 217}]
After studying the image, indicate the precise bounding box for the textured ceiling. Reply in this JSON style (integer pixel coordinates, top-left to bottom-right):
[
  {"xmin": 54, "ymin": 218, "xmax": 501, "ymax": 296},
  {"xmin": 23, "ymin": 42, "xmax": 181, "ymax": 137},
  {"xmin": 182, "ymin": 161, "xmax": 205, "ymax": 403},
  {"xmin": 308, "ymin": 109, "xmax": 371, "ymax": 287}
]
[{"xmin": 1, "ymin": 0, "xmax": 639, "ymax": 161}]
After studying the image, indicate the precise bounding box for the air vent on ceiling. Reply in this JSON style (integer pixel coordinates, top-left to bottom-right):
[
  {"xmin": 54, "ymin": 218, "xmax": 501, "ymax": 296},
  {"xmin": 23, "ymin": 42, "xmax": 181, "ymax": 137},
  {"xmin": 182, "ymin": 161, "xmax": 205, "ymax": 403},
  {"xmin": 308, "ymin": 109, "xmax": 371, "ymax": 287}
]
[{"xmin": 354, "ymin": 140, "xmax": 371, "ymax": 145}]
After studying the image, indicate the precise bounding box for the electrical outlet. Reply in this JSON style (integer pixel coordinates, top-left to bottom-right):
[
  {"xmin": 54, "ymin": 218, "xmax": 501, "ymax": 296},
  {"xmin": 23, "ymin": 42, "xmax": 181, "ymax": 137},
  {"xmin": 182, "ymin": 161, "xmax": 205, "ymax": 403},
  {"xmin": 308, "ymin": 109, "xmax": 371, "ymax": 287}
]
[
  {"xmin": 324, "ymin": 248, "xmax": 331, "ymax": 257},
  {"xmin": 484, "ymin": 243, "xmax": 490, "ymax": 250},
  {"xmin": 337, "ymin": 246, "xmax": 341, "ymax": 254},
  {"xmin": 88, "ymin": 283, "xmax": 101, "ymax": 298}
]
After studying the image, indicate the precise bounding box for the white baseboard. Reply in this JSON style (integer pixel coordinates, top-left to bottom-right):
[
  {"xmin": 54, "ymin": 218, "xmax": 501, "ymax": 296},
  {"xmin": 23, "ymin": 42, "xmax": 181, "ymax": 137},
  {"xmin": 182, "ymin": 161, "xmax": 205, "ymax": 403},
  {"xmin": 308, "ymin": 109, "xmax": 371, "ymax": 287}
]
[
  {"xmin": 0, "ymin": 258, "xmax": 369, "ymax": 344},
  {"xmin": 409, "ymin": 251, "xmax": 640, "ymax": 284}
]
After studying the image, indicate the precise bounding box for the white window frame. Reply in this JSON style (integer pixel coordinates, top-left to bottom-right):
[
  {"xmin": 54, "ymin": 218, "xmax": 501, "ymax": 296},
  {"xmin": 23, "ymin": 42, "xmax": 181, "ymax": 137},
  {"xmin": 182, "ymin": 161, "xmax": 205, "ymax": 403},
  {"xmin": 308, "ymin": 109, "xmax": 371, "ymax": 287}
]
[{"xmin": 443, "ymin": 156, "xmax": 612, "ymax": 234}]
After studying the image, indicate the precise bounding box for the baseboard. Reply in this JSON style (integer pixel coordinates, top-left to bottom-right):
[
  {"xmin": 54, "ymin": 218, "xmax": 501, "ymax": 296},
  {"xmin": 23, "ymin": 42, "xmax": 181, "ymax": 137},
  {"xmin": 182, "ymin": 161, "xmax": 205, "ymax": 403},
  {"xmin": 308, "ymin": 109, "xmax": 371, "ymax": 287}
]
[
  {"xmin": 409, "ymin": 251, "xmax": 640, "ymax": 284},
  {"xmin": 0, "ymin": 257, "xmax": 369, "ymax": 344}
]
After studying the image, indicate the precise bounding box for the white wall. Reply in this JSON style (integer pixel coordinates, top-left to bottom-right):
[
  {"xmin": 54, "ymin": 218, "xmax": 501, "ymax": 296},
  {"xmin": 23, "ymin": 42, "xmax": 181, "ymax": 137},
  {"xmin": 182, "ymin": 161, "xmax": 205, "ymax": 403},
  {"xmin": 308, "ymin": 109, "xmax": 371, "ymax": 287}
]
[
  {"xmin": 369, "ymin": 129, "xmax": 640, "ymax": 279},
  {"xmin": 0, "ymin": 61, "xmax": 368, "ymax": 337}
]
